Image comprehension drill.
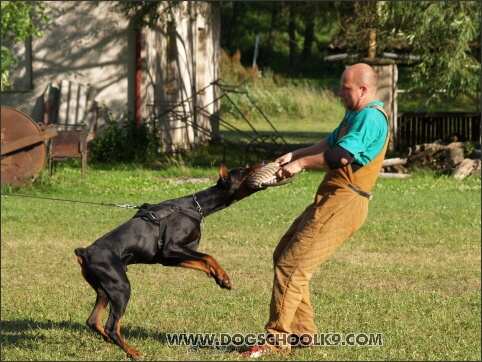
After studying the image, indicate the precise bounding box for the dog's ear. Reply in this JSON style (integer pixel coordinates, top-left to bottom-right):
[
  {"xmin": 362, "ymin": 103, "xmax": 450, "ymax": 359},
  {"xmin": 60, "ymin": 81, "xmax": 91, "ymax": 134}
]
[{"xmin": 219, "ymin": 163, "xmax": 229, "ymax": 184}]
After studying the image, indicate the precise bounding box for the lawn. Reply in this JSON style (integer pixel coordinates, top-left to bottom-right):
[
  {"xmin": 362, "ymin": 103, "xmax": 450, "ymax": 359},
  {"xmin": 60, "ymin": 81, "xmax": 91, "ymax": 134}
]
[
  {"xmin": 2, "ymin": 28, "xmax": 479, "ymax": 360},
  {"xmin": 1, "ymin": 163, "xmax": 480, "ymax": 361}
]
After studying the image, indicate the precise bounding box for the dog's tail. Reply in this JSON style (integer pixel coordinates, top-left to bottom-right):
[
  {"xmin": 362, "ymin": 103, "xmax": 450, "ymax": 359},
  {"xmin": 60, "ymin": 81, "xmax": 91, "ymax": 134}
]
[
  {"xmin": 75, "ymin": 247, "xmax": 87, "ymax": 262},
  {"xmin": 75, "ymin": 248, "xmax": 90, "ymax": 280}
]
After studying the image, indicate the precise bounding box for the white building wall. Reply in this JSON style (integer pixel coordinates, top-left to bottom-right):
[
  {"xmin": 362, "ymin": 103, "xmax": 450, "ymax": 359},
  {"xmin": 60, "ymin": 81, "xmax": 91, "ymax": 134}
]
[
  {"xmin": 1, "ymin": 1, "xmax": 220, "ymax": 151},
  {"xmin": 1, "ymin": 1, "xmax": 133, "ymax": 126},
  {"xmin": 143, "ymin": 2, "xmax": 220, "ymax": 152}
]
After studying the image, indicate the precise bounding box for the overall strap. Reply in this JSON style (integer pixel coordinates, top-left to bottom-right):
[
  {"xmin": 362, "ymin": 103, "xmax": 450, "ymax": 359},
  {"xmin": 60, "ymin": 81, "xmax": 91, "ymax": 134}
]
[
  {"xmin": 319, "ymin": 104, "xmax": 390, "ymax": 196},
  {"xmin": 369, "ymin": 104, "xmax": 388, "ymax": 121},
  {"xmin": 350, "ymin": 105, "xmax": 390, "ymax": 192}
]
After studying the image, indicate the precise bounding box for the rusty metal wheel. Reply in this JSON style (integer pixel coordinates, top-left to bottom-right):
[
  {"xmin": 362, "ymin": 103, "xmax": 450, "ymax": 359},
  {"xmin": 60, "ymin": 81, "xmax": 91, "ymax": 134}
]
[{"xmin": 1, "ymin": 106, "xmax": 56, "ymax": 186}]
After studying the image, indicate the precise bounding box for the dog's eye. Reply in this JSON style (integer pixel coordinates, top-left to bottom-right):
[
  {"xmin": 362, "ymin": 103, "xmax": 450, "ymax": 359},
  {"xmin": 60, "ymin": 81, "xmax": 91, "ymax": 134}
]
[{"xmin": 241, "ymin": 167, "xmax": 251, "ymax": 175}]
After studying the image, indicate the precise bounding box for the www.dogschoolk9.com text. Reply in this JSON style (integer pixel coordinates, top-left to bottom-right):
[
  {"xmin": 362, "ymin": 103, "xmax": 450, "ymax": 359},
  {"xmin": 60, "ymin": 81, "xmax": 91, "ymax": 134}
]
[{"xmin": 166, "ymin": 332, "xmax": 383, "ymax": 347}]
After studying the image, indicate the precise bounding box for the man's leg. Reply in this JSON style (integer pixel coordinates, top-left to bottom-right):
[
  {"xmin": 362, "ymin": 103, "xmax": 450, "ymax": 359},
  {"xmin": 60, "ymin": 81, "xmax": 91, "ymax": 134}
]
[
  {"xmin": 290, "ymin": 284, "xmax": 317, "ymax": 345},
  {"xmin": 273, "ymin": 206, "xmax": 318, "ymax": 342},
  {"xmin": 265, "ymin": 192, "xmax": 368, "ymax": 352},
  {"xmin": 272, "ymin": 204, "xmax": 313, "ymax": 264}
]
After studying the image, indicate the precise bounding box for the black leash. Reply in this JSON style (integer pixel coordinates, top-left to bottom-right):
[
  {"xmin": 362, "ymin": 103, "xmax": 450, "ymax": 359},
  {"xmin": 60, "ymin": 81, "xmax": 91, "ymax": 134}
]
[{"xmin": 1, "ymin": 193, "xmax": 141, "ymax": 209}]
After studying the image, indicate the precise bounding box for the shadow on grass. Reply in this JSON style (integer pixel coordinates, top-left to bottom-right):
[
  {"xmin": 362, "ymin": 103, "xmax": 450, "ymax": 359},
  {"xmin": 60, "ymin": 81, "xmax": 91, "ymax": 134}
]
[
  {"xmin": 0, "ymin": 319, "xmax": 83, "ymax": 346},
  {"xmin": 85, "ymin": 131, "xmax": 332, "ymax": 171},
  {"xmin": 0, "ymin": 318, "xmax": 170, "ymax": 347},
  {"xmin": 219, "ymin": 130, "xmax": 331, "ymax": 144}
]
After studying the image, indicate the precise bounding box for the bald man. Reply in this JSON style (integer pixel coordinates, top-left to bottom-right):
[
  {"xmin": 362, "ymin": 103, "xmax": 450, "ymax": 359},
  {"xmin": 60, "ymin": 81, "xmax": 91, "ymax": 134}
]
[{"xmin": 241, "ymin": 63, "xmax": 389, "ymax": 357}]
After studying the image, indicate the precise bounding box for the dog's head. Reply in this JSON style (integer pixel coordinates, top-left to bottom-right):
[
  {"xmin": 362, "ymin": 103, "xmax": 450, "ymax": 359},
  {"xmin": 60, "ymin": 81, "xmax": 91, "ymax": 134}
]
[{"xmin": 216, "ymin": 162, "xmax": 265, "ymax": 205}]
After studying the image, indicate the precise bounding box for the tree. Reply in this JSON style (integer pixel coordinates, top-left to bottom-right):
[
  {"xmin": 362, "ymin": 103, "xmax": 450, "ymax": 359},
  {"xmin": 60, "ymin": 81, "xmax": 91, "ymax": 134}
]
[
  {"xmin": 337, "ymin": 1, "xmax": 481, "ymax": 104},
  {"xmin": 298, "ymin": 2, "xmax": 336, "ymax": 68},
  {"xmin": 267, "ymin": 2, "xmax": 281, "ymax": 58},
  {"xmin": 114, "ymin": 1, "xmax": 211, "ymax": 31},
  {"xmin": 224, "ymin": 1, "xmax": 241, "ymax": 54},
  {"xmin": 1, "ymin": 1, "xmax": 49, "ymax": 91},
  {"xmin": 287, "ymin": 2, "xmax": 298, "ymax": 75}
]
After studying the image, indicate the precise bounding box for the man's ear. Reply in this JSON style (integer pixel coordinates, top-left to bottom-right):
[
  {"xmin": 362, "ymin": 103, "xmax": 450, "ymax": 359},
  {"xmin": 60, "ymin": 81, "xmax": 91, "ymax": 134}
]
[
  {"xmin": 219, "ymin": 163, "xmax": 229, "ymax": 183},
  {"xmin": 360, "ymin": 85, "xmax": 368, "ymax": 98}
]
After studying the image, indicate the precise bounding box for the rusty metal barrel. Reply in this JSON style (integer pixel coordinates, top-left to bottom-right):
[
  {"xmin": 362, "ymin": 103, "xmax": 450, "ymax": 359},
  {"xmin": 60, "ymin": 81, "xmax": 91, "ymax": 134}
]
[{"xmin": 1, "ymin": 106, "xmax": 57, "ymax": 186}]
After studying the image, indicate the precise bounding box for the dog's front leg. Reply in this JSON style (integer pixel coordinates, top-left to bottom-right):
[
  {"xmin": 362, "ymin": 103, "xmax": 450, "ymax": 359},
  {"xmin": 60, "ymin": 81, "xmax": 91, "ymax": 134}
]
[{"xmin": 178, "ymin": 255, "xmax": 232, "ymax": 289}]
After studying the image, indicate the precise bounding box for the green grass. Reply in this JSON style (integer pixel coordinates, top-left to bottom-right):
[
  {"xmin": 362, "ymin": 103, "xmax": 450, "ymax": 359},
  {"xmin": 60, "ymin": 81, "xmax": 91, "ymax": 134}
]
[{"xmin": 1, "ymin": 163, "xmax": 480, "ymax": 361}]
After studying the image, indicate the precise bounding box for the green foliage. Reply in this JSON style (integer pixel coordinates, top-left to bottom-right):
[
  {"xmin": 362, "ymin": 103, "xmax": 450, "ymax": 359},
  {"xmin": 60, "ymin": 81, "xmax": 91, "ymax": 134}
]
[
  {"xmin": 220, "ymin": 2, "xmax": 341, "ymax": 78},
  {"xmin": 0, "ymin": 46, "xmax": 16, "ymax": 90},
  {"xmin": 0, "ymin": 1, "xmax": 49, "ymax": 41},
  {"xmin": 220, "ymin": 2, "xmax": 479, "ymax": 109},
  {"xmin": 115, "ymin": 1, "xmax": 210, "ymax": 31},
  {"xmin": 0, "ymin": 1, "xmax": 49, "ymax": 91},
  {"xmin": 89, "ymin": 106, "xmax": 163, "ymax": 165},
  {"xmin": 115, "ymin": 1, "xmax": 175, "ymax": 30},
  {"xmin": 340, "ymin": 1, "xmax": 481, "ymax": 105}
]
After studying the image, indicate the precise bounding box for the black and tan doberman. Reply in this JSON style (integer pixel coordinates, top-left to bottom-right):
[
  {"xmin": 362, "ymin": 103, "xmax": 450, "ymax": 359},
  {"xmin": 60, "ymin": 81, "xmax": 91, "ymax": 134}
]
[{"xmin": 75, "ymin": 163, "xmax": 265, "ymax": 358}]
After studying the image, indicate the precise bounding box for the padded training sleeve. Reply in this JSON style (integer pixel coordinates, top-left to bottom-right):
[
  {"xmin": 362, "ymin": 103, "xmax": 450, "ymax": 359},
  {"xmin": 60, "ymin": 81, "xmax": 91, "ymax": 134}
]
[{"xmin": 324, "ymin": 145, "xmax": 355, "ymax": 169}]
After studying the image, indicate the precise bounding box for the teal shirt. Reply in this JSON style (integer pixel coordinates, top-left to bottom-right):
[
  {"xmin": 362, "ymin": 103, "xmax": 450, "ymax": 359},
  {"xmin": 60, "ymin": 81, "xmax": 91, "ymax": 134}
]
[{"xmin": 326, "ymin": 101, "xmax": 388, "ymax": 166}]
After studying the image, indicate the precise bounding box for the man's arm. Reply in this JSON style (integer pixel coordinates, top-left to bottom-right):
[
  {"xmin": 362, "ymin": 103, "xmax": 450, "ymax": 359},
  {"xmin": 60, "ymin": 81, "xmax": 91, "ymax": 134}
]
[
  {"xmin": 276, "ymin": 139, "xmax": 330, "ymax": 165},
  {"xmin": 276, "ymin": 139, "xmax": 332, "ymax": 177}
]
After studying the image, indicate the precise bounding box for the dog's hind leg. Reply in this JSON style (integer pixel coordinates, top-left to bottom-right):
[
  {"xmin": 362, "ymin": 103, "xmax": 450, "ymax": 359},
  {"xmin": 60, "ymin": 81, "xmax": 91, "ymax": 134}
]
[
  {"xmin": 101, "ymin": 266, "xmax": 143, "ymax": 358},
  {"xmin": 76, "ymin": 252, "xmax": 115, "ymax": 344},
  {"xmin": 86, "ymin": 289, "xmax": 113, "ymax": 343}
]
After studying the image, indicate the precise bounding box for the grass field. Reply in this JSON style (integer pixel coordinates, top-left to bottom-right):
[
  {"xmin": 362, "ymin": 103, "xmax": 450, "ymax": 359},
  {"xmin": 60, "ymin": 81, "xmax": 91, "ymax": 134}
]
[
  {"xmin": 1, "ymin": 162, "xmax": 480, "ymax": 361},
  {"xmin": 2, "ymin": 43, "xmax": 479, "ymax": 360}
]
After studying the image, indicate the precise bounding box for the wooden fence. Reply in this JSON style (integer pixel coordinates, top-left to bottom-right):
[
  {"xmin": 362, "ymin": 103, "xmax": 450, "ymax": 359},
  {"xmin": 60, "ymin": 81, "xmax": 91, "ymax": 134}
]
[{"xmin": 395, "ymin": 112, "xmax": 481, "ymax": 151}]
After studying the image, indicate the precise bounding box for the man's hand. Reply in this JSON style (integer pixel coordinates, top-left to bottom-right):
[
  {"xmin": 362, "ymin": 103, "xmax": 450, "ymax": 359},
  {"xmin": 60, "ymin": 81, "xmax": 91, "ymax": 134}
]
[
  {"xmin": 276, "ymin": 160, "xmax": 304, "ymax": 179},
  {"xmin": 275, "ymin": 152, "xmax": 293, "ymax": 166}
]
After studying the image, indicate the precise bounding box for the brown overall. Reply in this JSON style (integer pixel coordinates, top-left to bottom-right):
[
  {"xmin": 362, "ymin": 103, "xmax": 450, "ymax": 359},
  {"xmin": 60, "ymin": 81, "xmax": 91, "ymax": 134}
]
[{"xmin": 264, "ymin": 106, "xmax": 389, "ymax": 351}]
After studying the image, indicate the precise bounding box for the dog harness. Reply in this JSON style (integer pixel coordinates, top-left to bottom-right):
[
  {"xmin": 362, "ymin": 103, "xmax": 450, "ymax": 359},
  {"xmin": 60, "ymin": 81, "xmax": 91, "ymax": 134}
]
[{"xmin": 132, "ymin": 197, "xmax": 204, "ymax": 249}]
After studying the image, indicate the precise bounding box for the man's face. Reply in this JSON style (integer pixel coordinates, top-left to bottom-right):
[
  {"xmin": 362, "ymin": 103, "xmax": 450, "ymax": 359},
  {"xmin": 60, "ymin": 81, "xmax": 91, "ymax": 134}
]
[{"xmin": 338, "ymin": 71, "xmax": 363, "ymax": 111}]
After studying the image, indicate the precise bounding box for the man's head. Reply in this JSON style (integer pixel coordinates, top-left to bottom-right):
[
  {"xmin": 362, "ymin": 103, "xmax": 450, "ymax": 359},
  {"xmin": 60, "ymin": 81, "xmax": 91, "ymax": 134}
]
[{"xmin": 338, "ymin": 63, "xmax": 379, "ymax": 111}]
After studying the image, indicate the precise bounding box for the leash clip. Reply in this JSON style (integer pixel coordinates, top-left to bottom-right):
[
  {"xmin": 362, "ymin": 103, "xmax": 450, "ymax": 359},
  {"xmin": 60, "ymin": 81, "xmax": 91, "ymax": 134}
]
[
  {"xmin": 116, "ymin": 204, "xmax": 140, "ymax": 209},
  {"xmin": 192, "ymin": 194, "xmax": 205, "ymax": 227}
]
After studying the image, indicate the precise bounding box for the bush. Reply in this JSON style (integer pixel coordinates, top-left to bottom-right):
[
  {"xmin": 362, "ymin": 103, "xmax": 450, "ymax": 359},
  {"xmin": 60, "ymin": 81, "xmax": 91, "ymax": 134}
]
[{"xmin": 89, "ymin": 106, "xmax": 162, "ymax": 165}]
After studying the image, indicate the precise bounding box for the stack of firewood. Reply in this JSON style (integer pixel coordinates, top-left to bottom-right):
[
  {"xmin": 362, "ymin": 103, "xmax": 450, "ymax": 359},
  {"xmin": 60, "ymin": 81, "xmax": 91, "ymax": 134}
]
[{"xmin": 380, "ymin": 141, "xmax": 481, "ymax": 179}]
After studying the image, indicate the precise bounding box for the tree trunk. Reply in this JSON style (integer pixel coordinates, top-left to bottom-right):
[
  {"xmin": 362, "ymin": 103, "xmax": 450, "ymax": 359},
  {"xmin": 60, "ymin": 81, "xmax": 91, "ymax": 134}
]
[
  {"xmin": 382, "ymin": 158, "xmax": 408, "ymax": 167},
  {"xmin": 288, "ymin": 3, "xmax": 297, "ymax": 75},
  {"xmin": 367, "ymin": 28, "xmax": 376, "ymax": 58},
  {"xmin": 453, "ymin": 159, "xmax": 476, "ymax": 180},
  {"xmin": 301, "ymin": 19, "xmax": 314, "ymax": 64},
  {"xmin": 225, "ymin": 2, "xmax": 239, "ymax": 54},
  {"xmin": 267, "ymin": 2, "xmax": 280, "ymax": 55},
  {"xmin": 379, "ymin": 172, "xmax": 412, "ymax": 179}
]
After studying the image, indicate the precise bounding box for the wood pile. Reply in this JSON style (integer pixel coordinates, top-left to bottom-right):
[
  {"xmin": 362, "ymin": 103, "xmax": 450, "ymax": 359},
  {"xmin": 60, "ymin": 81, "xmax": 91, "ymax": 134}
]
[{"xmin": 380, "ymin": 142, "xmax": 481, "ymax": 180}]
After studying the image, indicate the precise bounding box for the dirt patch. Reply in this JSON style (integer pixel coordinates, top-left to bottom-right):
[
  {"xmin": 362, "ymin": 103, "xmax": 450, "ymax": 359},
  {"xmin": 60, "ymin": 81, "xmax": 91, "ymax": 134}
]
[{"xmin": 161, "ymin": 178, "xmax": 213, "ymax": 184}]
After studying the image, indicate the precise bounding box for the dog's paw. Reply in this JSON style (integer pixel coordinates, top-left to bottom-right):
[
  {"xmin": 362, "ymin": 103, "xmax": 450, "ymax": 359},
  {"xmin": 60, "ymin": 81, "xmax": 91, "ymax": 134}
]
[
  {"xmin": 219, "ymin": 278, "xmax": 232, "ymax": 289},
  {"xmin": 126, "ymin": 348, "xmax": 144, "ymax": 359},
  {"xmin": 206, "ymin": 264, "xmax": 232, "ymax": 289},
  {"xmin": 213, "ymin": 274, "xmax": 232, "ymax": 289},
  {"xmin": 102, "ymin": 335, "xmax": 114, "ymax": 344}
]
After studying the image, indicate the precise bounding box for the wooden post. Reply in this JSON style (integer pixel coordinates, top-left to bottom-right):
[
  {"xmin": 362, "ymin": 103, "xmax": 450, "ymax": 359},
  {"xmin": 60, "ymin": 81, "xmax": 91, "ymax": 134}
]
[{"xmin": 370, "ymin": 61, "xmax": 398, "ymax": 152}]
